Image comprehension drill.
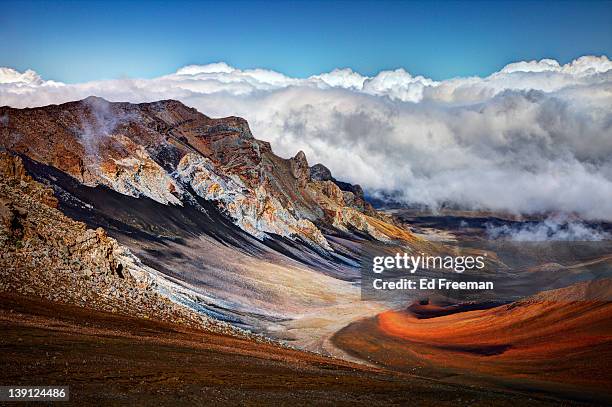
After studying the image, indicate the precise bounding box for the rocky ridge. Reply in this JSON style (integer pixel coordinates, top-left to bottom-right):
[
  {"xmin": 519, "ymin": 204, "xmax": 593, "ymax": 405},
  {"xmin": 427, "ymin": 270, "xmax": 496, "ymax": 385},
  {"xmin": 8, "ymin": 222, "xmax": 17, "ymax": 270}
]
[
  {"xmin": 0, "ymin": 97, "xmax": 419, "ymax": 250},
  {"xmin": 177, "ymin": 153, "xmax": 331, "ymax": 249}
]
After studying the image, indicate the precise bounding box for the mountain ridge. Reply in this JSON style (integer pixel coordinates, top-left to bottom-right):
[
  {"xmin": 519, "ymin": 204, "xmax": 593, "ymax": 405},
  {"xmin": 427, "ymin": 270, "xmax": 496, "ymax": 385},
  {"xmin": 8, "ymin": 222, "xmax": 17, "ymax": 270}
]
[
  {"xmin": 0, "ymin": 97, "xmax": 418, "ymax": 250},
  {"xmin": 0, "ymin": 97, "xmax": 435, "ymax": 335}
]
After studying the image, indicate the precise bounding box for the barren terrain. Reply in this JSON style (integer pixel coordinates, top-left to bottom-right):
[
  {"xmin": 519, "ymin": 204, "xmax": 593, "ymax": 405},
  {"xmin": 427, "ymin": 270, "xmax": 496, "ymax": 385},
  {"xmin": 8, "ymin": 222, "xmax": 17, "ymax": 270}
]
[{"xmin": 0, "ymin": 293, "xmax": 568, "ymax": 406}]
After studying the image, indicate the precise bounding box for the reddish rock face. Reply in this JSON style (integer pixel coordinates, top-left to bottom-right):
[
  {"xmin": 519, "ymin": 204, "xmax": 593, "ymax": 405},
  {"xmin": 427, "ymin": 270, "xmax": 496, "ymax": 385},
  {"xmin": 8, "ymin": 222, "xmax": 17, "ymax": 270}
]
[{"xmin": 0, "ymin": 97, "xmax": 418, "ymax": 248}]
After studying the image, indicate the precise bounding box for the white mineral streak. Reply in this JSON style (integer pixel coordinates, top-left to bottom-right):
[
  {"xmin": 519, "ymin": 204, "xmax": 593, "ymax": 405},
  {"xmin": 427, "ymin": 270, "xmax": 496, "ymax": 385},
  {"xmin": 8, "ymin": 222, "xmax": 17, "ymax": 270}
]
[
  {"xmin": 177, "ymin": 153, "xmax": 332, "ymax": 250},
  {"xmin": 95, "ymin": 135, "xmax": 184, "ymax": 205}
]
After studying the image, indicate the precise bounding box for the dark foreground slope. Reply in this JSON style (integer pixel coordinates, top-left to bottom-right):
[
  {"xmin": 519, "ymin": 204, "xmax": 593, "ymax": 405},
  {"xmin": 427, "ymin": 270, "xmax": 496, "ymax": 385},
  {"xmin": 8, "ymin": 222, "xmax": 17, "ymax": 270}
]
[{"xmin": 0, "ymin": 293, "xmax": 567, "ymax": 407}]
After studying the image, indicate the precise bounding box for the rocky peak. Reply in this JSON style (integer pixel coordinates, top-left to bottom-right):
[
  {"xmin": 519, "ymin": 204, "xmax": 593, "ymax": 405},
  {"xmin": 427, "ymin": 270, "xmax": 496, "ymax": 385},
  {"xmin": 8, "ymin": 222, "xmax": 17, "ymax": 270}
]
[
  {"xmin": 310, "ymin": 163, "xmax": 333, "ymax": 182},
  {"xmin": 310, "ymin": 163, "xmax": 363, "ymax": 196},
  {"xmin": 82, "ymin": 95, "xmax": 109, "ymax": 105},
  {"xmin": 290, "ymin": 151, "xmax": 310, "ymax": 188}
]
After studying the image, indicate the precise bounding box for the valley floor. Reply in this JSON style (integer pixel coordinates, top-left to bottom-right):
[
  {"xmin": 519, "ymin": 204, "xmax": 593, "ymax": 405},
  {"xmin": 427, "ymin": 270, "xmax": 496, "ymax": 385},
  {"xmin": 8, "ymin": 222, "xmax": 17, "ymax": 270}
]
[
  {"xmin": 0, "ymin": 293, "xmax": 574, "ymax": 406},
  {"xmin": 332, "ymin": 294, "xmax": 612, "ymax": 406}
]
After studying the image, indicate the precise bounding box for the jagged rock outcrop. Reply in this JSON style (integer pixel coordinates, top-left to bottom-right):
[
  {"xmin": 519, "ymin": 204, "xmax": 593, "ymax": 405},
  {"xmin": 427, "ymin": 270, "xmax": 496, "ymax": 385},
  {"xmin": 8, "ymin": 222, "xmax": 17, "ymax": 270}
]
[
  {"xmin": 177, "ymin": 153, "xmax": 331, "ymax": 249},
  {"xmin": 309, "ymin": 162, "xmax": 375, "ymax": 215},
  {"xmin": 96, "ymin": 135, "xmax": 184, "ymax": 205},
  {"xmin": 0, "ymin": 97, "xmax": 418, "ymax": 249},
  {"xmin": 310, "ymin": 163, "xmax": 333, "ymax": 182},
  {"xmin": 290, "ymin": 151, "xmax": 311, "ymax": 189},
  {"xmin": 308, "ymin": 179, "xmax": 414, "ymax": 243}
]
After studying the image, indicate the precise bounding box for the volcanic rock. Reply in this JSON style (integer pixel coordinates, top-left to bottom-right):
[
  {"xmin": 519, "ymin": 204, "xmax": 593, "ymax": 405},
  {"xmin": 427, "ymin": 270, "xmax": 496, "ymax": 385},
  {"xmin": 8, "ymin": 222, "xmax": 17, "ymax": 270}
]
[
  {"xmin": 0, "ymin": 151, "xmax": 241, "ymax": 335},
  {"xmin": 0, "ymin": 98, "xmax": 418, "ymax": 250}
]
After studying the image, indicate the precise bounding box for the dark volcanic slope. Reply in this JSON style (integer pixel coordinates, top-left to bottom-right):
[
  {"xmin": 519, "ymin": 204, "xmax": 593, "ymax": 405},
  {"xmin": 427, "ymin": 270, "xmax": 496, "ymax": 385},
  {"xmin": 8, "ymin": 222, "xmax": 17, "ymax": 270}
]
[
  {"xmin": 17, "ymin": 154, "xmax": 367, "ymax": 330},
  {"xmin": 0, "ymin": 293, "xmax": 565, "ymax": 407},
  {"xmin": 20, "ymin": 154, "xmax": 354, "ymax": 273}
]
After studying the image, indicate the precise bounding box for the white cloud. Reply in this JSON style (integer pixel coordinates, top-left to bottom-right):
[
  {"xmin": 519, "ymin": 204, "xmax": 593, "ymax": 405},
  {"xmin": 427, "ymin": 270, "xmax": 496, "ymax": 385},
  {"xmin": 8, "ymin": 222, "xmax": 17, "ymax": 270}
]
[
  {"xmin": 176, "ymin": 62, "xmax": 236, "ymax": 75},
  {"xmin": 310, "ymin": 68, "xmax": 366, "ymax": 89},
  {"xmin": 0, "ymin": 67, "xmax": 64, "ymax": 89},
  {"xmin": 500, "ymin": 55, "xmax": 612, "ymax": 75},
  {"xmin": 486, "ymin": 215, "xmax": 611, "ymax": 241},
  {"xmin": 1, "ymin": 56, "xmax": 611, "ymax": 221},
  {"xmin": 0, "ymin": 67, "xmax": 44, "ymax": 85}
]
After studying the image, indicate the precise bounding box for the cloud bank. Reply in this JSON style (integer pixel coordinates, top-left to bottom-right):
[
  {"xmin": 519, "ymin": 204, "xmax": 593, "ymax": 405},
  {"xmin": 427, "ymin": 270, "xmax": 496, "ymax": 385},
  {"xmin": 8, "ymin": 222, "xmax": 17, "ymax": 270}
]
[
  {"xmin": 1, "ymin": 56, "xmax": 611, "ymax": 220},
  {"xmin": 486, "ymin": 216, "xmax": 611, "ymax": 241}
]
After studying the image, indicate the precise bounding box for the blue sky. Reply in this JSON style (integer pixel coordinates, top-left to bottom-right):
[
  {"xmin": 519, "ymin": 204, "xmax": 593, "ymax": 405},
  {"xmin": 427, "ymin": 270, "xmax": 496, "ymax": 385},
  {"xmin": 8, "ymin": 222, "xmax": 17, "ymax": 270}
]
[{"xmin": 2, "ymin": 0, "xmax": 611, "ymax": 83}]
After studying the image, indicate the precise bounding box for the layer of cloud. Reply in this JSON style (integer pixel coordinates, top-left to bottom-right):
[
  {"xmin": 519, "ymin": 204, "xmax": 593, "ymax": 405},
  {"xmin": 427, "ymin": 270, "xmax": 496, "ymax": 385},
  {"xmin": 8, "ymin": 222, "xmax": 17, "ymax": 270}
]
[
  {"xmin": 1, "ymin": 56, "xmax": 611, "ymax": 220},
  {"xmin": 486, "ymin": 216, "xmax": 611, "ymax": 241}
]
